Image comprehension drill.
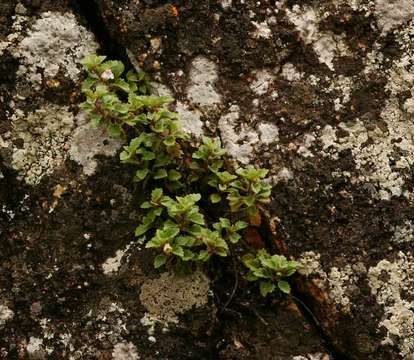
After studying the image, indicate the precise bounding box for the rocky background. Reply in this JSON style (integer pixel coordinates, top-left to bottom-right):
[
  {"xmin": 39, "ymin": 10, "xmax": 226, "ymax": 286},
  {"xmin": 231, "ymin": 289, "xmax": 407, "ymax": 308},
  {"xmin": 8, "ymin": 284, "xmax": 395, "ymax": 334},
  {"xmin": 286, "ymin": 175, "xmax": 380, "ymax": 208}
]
[{"xmin": 1, "ymin": 0, "xmax": 414, "ymax": 359}]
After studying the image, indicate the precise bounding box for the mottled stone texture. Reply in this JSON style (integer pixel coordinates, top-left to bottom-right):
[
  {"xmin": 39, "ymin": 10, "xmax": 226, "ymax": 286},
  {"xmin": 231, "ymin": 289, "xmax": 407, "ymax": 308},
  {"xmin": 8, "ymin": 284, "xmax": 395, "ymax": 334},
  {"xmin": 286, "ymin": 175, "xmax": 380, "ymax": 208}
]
[{"xmin": 1, "ymin": 0, "xmax": 414, "ymax": 359}]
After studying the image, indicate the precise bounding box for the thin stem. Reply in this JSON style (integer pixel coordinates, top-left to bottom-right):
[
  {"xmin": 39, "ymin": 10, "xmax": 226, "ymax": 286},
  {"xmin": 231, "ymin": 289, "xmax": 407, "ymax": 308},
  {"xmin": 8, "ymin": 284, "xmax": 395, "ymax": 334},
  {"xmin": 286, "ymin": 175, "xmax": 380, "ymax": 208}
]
[{"xmin": 223, "ymin": 243, "xmax": 238, "ymax": 308}]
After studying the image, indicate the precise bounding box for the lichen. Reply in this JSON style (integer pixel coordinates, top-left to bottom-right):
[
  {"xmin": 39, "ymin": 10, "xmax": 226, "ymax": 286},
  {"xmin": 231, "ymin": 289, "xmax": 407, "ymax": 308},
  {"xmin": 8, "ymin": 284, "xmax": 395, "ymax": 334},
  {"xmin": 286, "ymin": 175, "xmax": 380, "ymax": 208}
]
[
  {"xmin": 139, "ymin": 271, "xmax": 210, "ymax": 323},
  {"xmin": 112, "ymin": 342, "xmax": 140, "ymax": 360},
  {"xmin": 69, "ymin": 113, "xmax": 124, "ymax": 176},
  {"xmin": 0, "ymin": 304, "xmax": 13, "ymax": 328},
  {"xmin": 175, "ymin": 101, "xmax": 204, "ymax": 137},
  {"xmin": 218, "ymin": 105, "xmax": 278, "ymax": 164},
  {"xmin": 368, "ymin": 252, "xmax": 414, "ymax": 358},
  {"xmin": 374, "ymin": 0, "xmax": 414, "ymax": 34},
  {"xmin": 292, "ymin": 353, "xmax": 330, "ymax": 360},
  {"xmin": 250, "ymin": 69, "xmax": 274, "ymax": 96},
  {"xmin": 286, "ymin": 5, "xmax": 349, "ymax": 71},
  {"xmin": 101, "ymin": 243, "xmax": 132, "ymax": 276},
  {"xmin": 319, "ymin": 100, "xmax": 414, "ymax": 200},
  {"xmin": 298, "ymin": 251, "xmax": 364, "ymax": 313},
  {"xmin": 391, "ymin": 221, "xmax": 414, "ymax": 244},
  {"xmin": 186, "ymin": 57, "xmax": 221, "ymax": 107},
  {"xmin": 12, "ymin": 11, "xmax": 98, "ymax": 89},
  {"xmin": 3, "ymin": 105, "xmax": 75, "ymax": 185}
]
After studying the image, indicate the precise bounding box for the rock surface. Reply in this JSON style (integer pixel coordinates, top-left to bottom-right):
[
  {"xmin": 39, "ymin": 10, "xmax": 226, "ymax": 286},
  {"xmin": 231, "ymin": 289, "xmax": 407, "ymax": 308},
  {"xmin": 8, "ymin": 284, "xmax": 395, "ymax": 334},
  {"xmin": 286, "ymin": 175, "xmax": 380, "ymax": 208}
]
[{"xmin": 1, "ymin": 0, "xmax": 414, "ymax": 359}]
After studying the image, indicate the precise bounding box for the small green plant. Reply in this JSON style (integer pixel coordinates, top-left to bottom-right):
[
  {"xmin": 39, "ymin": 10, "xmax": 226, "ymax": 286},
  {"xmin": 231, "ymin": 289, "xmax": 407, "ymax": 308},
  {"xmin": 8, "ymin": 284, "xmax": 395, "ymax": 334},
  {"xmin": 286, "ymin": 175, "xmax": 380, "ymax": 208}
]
[
  {"xmin": 80, "ymin": 54, "xmax": 299, "ymax": 297},
  {"xmin": 243, "ymin": 249, "xmax": 300, "ymax": 296}
]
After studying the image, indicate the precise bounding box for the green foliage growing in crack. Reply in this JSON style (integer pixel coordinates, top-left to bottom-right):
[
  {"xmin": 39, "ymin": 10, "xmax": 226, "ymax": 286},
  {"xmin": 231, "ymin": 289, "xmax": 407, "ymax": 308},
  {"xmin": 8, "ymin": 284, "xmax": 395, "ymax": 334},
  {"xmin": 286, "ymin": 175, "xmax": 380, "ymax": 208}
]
[
  {"xmin": 243, "ymin": 250, "xmax": 300, "ymax": 297},
  {"xmin": 80, "ymin": 54, "xmax": 300, "ymax": 297}
]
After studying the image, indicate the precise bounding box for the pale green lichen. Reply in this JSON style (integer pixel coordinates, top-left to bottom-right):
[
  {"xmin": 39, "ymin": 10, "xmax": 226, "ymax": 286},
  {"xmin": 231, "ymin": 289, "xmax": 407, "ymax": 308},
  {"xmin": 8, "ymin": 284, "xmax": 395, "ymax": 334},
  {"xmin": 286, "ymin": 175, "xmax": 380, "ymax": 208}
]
[
  {"xmin": 4, "ymin": 105, "xmax": 75, "ymax": 185},
  {"xmin": 320, "ymin": 101, "xmax": 414, "ymax": 200},
  {"xmin": 139, "ymin": 271, "xmax": 210, "ymax": 323},
  {"xmin": 391, "ymin": 221, "xmax": 414, "ymax": 244},
  {"xmin": 368, "ymin": 252, "xmax": 414, "ymax": 358}
]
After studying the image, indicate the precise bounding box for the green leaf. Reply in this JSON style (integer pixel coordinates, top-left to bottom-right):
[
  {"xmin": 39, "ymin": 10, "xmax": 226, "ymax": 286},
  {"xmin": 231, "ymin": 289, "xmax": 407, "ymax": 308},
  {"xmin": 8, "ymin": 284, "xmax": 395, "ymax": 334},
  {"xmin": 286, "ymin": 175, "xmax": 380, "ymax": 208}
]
[
  {"xmin": 107, "ymin": 123, "xmax": 122, "ymax": 137},
  {"xmin": 198, "ymin": 250, "xmax": 210, "ymax": 262},
  {"xmin": 260, "ymin": 281, "xmax": 275, "ymax": 297},
  {"xmin": 168, "ymin": 170, "xmax": 182, "ymax": 182},
  {"xmin": 126, "ymin": 70, "xmax": 139, "ymax": 82},
  {"xmin": 158, "ymin": 226, "xmax": 180, "ymax": 240},
  {"xmin": 82, "ymin": 78, "xmax": 96, "ymax": 92},
  {"xmin": 182, "ymin": 249, "xmax": 195, "ymax": 261},
  {"xmin": 151, "ymin": 188, "xmax": 163, "ymax": 202},
  {"xmin": 134, "ymin": 168, "xmax": 149, "ymax": 182},
  {"xmin": 234, "ymin": 221, "xmax": 247, "ymax": 231},
  {"xmin": 104, "ymin": 60, "xmax": 125, "ymax": 78},
  {"xmin": 135, "ymin": 215, "xmax": 155, "ymax": 236},
  {"xmin": 113, "ymin": 79, "xmax": 130, "ymax": 92},
  {"xmin": 229, "ymin": 233, "xmax": 241, "ymax": 244},
  {"xmin": 140, "ymin": 201, "xmax": 152, "ymax": 209},
  {"xmin": 172, "ymin": 246, "xmax": 185, "ymax": 258},
  {"xmin": 210, "ymin": 193, "xmax": 221, "ymax": 204},
  {"xmin": 186, "ymin": 211, "xmax": 205, "ymax": 225},
  {"xmin": 277, "ymin": 280, "xmax": 291, "ymax": 294},
  {"xmin": 81, "ymin": 54, "xmax": 106, "ymax": 69},
  {"xmin": 154, "ymin": 169, "xmax": 168, "ymax": 179},
  {"xmin": 154, "ymin": 254, "xmax": 167, "ymax": 269},
  {"xmin": 163, "ymin": 136, "xmax": 176, "ymax": 147},
  {"xmin": 90, "ymin": 114, "xmax": 102, "ymax": 128},
  {"xmin": 245, "ymin": 272, "xmax": 258, "ymax": 281},
  {"xmin": 141, "ymin": 150, "xmax": 156, "ymax": 161}
]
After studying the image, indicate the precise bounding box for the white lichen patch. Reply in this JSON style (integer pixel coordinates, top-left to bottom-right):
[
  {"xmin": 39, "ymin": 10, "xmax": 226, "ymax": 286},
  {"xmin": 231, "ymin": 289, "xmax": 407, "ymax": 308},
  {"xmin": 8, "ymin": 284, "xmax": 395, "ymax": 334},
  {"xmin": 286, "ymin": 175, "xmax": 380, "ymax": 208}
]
[
  {"xmin": 218, "ymin": 106, "xmax": 279, "ymax": 163},
  {"xmin": 0, "ymin": 304, "xmax": 14, "ymax": 328},
  {"xmin": 112, "ymin": 342, "xmax": 140, "ymax": 360},
  {"xmin": 292, "ymin": 353, "xmax": 330, "ymax": 360},
  {"xmin": 13, "ymin": 11, "xmax": 98, "ymax": 88},
  {"xmin": 281, "ymin": 63, "xmax": 303, "ymax": 82},
  {"xmin": 250, "ymin": 69, "xmax": 274, "ymax": 96},
  {"xmin": 374, "ymin": 0, "xmax": 414, "ymax": 34},
  {"xmin": 251, "ymin": 20, "xmax": 272, "ymax": 39},
  {"xmin": 368, "ymin": 252, "xmax": 414, "ymax": 358},
  {"xmin": 391, "ymin": 221, "xmax": 414, "ymax": 244},
  {"xmin": 175, "ymin": 101, "xmax": 204, "ymax": 137},
  {"xmin": 297, "ymin": 133, "xmax": 316, "ymax": 158},
  {"xmin": 258, "ymin": 123, "xmax": 279, "ymax": 145},
  {"xmin": 2, "ymin": 105, "xmax": 75, "ymax": 185},
  {"xmin": 101, "ymin": 243, "xmax": 132, "ymax": 275},
  {"xmin": 139, "ymin": 271, "xmax": 210, "ymax": 323},
  {"xmin": 69, "ymin": 113, "xmax": 124, "ymax": 176},
  {"xmin": 325, "ymin": 75, "xmax": 353, "ymax": 112},
  {"xmin": 186, "ymin": 57, "xmax": 221, "ymax": 107},
  {"xmin": 0, "ymin": 9, "xmax": 25, "ymax": 54},
  {"xmin": 140, "ymin": 313, "xmax": 171, "ymax": 337},
  {"xmin": 220, "ymin": 0, "xmax": 232, "ymax": 9},
  {"xmin": 286, "ymin": 5, "xmax": 349, "ymax": 71},
  {"xmin": 26, "ymin": 337, "xmax": 45, "ymax": 358},
  {"xmin": 298, "ymin": 251, "xmax": 323, "ymax": 277},
  {"xmin": 319, "ymin": 19, "xmax": 414, "ymax": 199},
  {"xmin": 319, "ymin": 101, "xmax": 414, "ymax": 200},
  {"xmin": 218, "ymin": 106, "xmax": 259, "ymax": 164}
]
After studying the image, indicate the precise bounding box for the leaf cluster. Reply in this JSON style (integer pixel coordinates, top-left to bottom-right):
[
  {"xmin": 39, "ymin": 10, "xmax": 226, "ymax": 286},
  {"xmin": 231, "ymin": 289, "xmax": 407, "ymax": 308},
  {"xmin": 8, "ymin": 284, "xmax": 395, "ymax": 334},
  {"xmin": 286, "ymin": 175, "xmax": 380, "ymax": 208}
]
[
  {"xmin": 243, "ymin": 249, "xmax": 300, "ymax": 296},
  {"xmin": 80, "ymin": 55, "xmax": 300, "ymax": 297}
]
